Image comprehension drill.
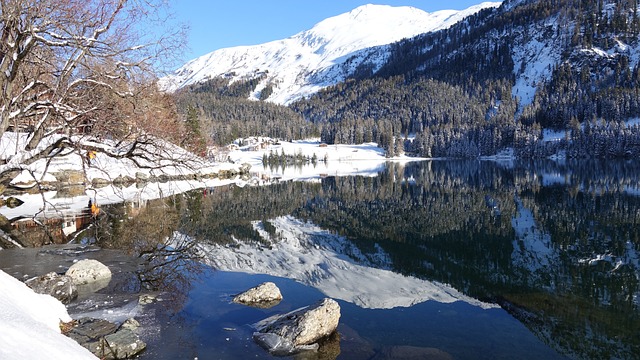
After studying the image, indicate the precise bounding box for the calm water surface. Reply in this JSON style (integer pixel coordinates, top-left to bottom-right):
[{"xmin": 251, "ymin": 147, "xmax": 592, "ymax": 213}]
[{"xmin": 2, "ymin": 159, "xmax": 640, "ymax": 359}]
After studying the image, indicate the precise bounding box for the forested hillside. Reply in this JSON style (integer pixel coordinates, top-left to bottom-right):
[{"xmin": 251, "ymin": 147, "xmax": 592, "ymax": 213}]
[
  {"xmin": 175, "ymin": 78, "xmax": 318, "ymax": 145},
  {"xmin": 177, "ymin": 0, "xmax": 640, "ymax": 159}
]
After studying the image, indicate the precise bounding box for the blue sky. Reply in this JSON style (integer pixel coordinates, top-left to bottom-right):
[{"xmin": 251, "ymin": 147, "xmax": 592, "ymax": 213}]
[{"xmin": 171, "ymin": 1, "xmax": 490, "ymax": 65}]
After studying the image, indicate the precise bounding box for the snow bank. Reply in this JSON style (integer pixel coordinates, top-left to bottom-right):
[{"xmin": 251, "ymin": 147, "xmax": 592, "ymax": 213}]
[
  {"xmin": 228, "ymin": 138, "xmax": 424, "ymax": 182},
  {"xmin": 0, "ymin": 270, "xmax": 97, "ymax": 359},
  {"xmin": 1, "ymin": 178, "xmax": 238, "ymax": 221},
  {"xmin": 1, "ymin": 132, "xmax": 238, "ymax": 187}
]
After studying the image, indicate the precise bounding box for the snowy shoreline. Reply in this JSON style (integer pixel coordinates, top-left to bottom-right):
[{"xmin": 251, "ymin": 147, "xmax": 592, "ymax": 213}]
[
  {"xmin": 0, "ymin": 270, "xmax": 97, "ymax": 359},
  {"xmin": 0, "ymin": 137, "xmax": 423, "ymax": 360}
]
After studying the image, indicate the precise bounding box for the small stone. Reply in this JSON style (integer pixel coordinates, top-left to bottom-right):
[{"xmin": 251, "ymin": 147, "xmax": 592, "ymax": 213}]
[
  {"xmin": 233, "ymin": 282, "xmax": 282, "ymax": 308},
  {"xmin": 102, "ymin": 328, "xmax": 146, "ymax": 359},
  {"xmin": 138, "ymin": 294, "xmax": 156, "ymax": 305},
  {"xmin": 25, "ymin": 272, "xmax": 77, "ymax": 304},
  {"xmin": 120, "ymin": 318, "xmax": 140, "ymax": 332},
  {"xmin": 5, "ymin": 197, "xmax": 24, "ymax": 208}
]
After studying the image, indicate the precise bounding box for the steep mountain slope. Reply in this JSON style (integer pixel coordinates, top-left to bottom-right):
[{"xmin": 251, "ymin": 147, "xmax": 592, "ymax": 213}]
[
  {"xmin": 292, "ymin": 0, "xmax": 640, "ymax": 158},
  {"xmin": 160, "ymin": 2, "xmax": 501, "ymax": 104}
]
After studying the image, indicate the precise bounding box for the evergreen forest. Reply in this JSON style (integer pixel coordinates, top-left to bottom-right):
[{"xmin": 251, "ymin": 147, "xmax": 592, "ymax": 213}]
[{"xmin": 176, "ymin": 0, "xmax": 640, "ymax": 159}]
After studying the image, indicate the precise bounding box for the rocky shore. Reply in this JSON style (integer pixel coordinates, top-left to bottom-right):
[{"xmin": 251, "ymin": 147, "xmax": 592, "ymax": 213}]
[{"xmin": 2, "ymin": 163, "xmax": 252, "ymax": 197}]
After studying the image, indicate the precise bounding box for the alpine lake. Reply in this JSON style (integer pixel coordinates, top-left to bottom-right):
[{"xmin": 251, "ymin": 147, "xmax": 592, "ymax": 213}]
[{"xmin": 1, "ymin": 159, "xmax": 639, "ymax": 360}]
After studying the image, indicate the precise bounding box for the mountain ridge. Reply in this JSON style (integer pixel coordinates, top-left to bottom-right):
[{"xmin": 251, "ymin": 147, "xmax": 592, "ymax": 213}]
[{"xmin": 160, "ymin": 2, "xmax": 502, "ymax": 104}]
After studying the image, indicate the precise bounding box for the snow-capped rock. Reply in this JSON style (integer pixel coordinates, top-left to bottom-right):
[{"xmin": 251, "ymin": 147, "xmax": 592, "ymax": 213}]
[{"xmin": 160, "ymin": 3, "xmax": 501, "ymax": 104}]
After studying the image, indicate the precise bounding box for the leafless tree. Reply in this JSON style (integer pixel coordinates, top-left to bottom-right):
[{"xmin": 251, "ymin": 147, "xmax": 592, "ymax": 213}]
[{"xmin": 0, "ymin": 0, "xmax": 187, "ymax": 186}]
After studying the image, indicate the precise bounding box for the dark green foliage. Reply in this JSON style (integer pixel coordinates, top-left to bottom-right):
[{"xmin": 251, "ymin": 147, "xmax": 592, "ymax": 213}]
[
  {"xmin": 259, "ymin": 83, "xmax": 274, "ymax": 101},
  {"xmin": 262, "ymin": 149, "xmax": 318, "ymax": 168},
  {"xmin": 183, "ymin": 105, "xmax": 207, "ymax": 155},
  {"xmin": 290, "ymin": 0, "xmax": 640, "ymax": 158},
  {"xmin": 175, "ymin": 78, "xmax": 318, "ymax": 145},
  {"xmin": 291, "ymin": 74, "xmax": 517, "ymax": 158}
]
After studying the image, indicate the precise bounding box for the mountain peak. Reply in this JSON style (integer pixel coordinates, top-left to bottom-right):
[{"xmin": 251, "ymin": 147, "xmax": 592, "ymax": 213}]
[{"xmin": 160, "ymin": 2, "xmax": 501, "ymax": 103}]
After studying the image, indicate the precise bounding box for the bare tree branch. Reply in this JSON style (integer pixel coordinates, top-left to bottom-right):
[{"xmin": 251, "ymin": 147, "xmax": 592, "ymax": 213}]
[{"xmin": 0, "ymin": 0, "xmax": 188, "ymax": 186}]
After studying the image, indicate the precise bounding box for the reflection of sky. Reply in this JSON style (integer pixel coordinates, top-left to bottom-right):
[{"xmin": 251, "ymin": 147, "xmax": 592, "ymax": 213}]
[{"xmin": 140, "ymin": 270, "xmax": 565, "ymax": 360}]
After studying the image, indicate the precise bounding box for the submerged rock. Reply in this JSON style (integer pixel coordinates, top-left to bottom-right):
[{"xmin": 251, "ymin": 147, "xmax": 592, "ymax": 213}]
[
  {"xmin": 253, "ymin": 298, "xmax": 341, "ymax": 355},
  {"xmin": 25, "ymin": 272, "xmax": 78, "ymax": 304},
  {"xmin": 66, "ymin": 259, "xmax": 112, "ymax": 286},
  {"xmin": 101, "ymin": 328, "xmax": 146, "ymax": 359},
  {"xmin": 66, "ymin": 317, "xmax": 146, "ymax": 359},
  {"xmin": 233, "ymin": 281, "xmax": 282, "ymax": 308},
  {"xmin": 66, "ymin": 318, "xmax": 118, "ymax": 346}
]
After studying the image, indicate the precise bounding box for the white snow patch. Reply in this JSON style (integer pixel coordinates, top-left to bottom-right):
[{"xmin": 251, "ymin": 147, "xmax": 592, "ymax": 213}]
[
  {"xmin": 1, "ymin": 132, "xmax": 240, "ymax": 189},
  {"xmin": 0, "ymin": 270, "xmax": 97, "ymax": 359},
  {"xmin": 511, "ymin": 17, "xmax": 564, "ymax": 107},
  {"xmin": 228, "ymin": 138, "xmax": 425, "ymax": 182}
]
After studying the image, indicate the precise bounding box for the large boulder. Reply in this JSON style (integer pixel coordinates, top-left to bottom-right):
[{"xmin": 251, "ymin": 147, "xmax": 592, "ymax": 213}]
[
  {"xmin": 25, "ymin": 272, "xmax": 78, "ymax": 304},
  {"xmin": 253, "ymin": 298, "xmax": 341, "ymax": 356},
  {"xmin": 65, "ymin": 259, "xmax": 112, "ymax": 292},
  {"xmin": 233, "ymin": 282, "xmax": 282, "ymax": 308}
]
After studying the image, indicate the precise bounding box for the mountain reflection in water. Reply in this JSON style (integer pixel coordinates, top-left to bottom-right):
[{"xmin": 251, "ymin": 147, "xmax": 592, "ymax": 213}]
[{"xmin": 2, "ymin": 159, "xmax": 639, "ymax": 359}]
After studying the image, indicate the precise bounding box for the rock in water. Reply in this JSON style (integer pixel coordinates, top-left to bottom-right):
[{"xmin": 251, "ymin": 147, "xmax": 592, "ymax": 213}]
[
  {"xmin": 65, "ymin": 259, "xmax": 112, "ymax": 287},
  {"xmin": 5, "ymin": 196, "xmax": 24, "ymax": 208},
  {"xmin": 101, "ymin": 328, "xmax": 146, "ymax": 359},
  {"xmin": 233, "ymin": 282, "xmax": 282, "ymax": 307},
  {"xmin": 66, "ymin": 318, "xmax": 146, "ymax": 359},
  {"xmin": 25, "ymin": 272, "xmax": 78, "ymax": 304},
  {"xmin": 253, "ymin": 298, "xmax": 341, "ymax": 355}
]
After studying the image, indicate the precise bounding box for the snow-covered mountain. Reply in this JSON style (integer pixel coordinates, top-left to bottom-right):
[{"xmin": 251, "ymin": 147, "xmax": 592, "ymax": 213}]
[
  {"xmin": 160, "ymin": 2, "xmax": 501, "ymax": 104},
  {"xmin": 197, "ymin": 215, "xmax": 498, "ymax": 310}
]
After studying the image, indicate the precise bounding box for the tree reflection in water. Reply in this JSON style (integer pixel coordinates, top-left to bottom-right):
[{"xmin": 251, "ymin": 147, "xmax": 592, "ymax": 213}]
[
  {"xmin": 86, "ymin": 196, "xmax": 205, "ymax": 311},
  {"xmin": 3, "ymin": 159, "xmax": 640, "ymax": 359}
]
